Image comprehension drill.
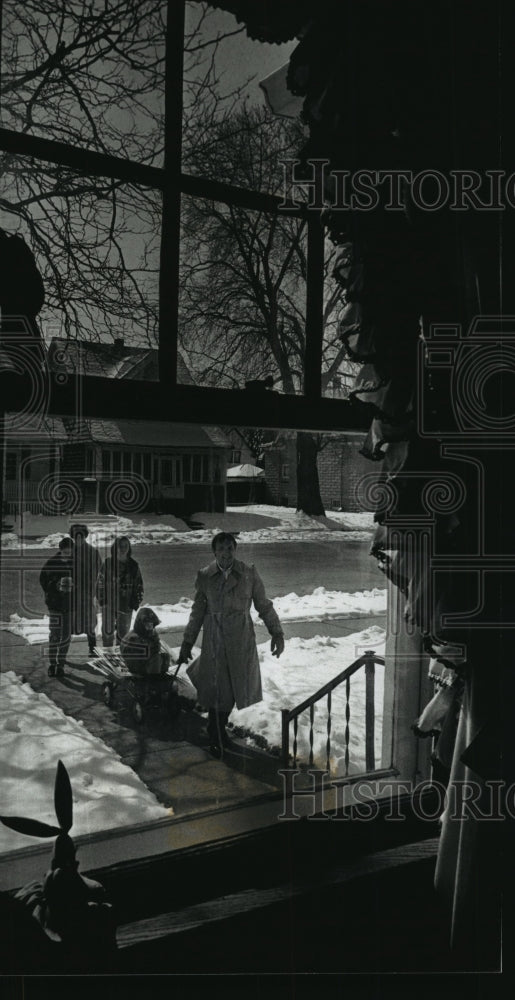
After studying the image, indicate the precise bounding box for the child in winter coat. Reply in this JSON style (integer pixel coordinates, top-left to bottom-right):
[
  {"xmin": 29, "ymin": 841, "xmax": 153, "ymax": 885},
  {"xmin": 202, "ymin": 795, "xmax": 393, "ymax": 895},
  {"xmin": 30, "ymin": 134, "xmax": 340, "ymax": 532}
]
[
  {"xmin": 120, "ymin": 607, "xmax": 170, "ymax": 676},
  {"xmin": 96, "ymin": 536, "xmax": 143, "ymax": 647}
]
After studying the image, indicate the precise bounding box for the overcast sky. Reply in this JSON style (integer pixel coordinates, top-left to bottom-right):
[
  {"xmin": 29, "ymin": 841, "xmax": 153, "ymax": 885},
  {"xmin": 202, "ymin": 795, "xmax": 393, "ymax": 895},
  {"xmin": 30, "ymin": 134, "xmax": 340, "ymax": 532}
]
[{"xmin": 185, "ymin": 3, "xmax": 296, "ymax": 107}]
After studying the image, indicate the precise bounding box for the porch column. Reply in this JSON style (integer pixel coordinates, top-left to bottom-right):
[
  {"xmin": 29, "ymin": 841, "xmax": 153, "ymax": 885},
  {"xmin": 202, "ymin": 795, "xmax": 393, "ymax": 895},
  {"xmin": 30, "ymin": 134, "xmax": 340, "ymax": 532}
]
[{"xmin": 381, "ymin": 580, "xmax": 433, "ymax": 784}]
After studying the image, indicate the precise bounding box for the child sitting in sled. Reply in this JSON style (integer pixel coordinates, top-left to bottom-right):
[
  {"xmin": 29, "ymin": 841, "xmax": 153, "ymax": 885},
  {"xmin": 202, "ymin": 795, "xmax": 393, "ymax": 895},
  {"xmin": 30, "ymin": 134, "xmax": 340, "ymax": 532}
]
[{"xmin": 120, "ymin": 607, "xmax": 170, "ymax": 676}]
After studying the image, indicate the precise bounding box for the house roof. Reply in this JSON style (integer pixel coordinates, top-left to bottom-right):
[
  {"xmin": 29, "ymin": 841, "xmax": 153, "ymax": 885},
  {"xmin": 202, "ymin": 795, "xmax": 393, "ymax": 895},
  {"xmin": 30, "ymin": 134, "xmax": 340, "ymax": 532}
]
[
  {"xmin": 4, "ymin": 412, "xmax": 229, "ymax": 449},
  {"xmin": 43, "ymin": 341, "xmax": 228, "ymax": 449},
  {"xmin": 4, "ymin": 413, "xmax": 68, "ymax": 441},
  {"xmin": 47, "ymin": 338, "xmax": 195, "ymax": 384},
  {"xmin": 81, "ymin": 419, "xmax": 230, "ymax": 449},
  {"xmin": 263, "ymin": 429, "xmax": 366, "ymax": 446}
]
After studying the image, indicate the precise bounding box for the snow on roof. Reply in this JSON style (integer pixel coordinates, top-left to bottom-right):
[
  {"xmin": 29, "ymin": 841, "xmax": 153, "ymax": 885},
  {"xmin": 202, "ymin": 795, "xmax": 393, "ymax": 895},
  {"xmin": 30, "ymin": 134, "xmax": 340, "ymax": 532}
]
[
  {"xmin": 226, "ymin": 463, "xmax": 265, "ymax": 478},
  {"xmin": 202, "ymin": 425, "xmax": 233, "ymax": 448}
]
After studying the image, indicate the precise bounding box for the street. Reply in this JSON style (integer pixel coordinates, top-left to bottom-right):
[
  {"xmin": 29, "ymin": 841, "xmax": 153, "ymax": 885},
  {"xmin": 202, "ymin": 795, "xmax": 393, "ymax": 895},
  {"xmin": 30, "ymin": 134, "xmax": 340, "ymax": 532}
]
[{"xmin": 1, "ymin": 537, "xmax": 384, "ymax": 621}]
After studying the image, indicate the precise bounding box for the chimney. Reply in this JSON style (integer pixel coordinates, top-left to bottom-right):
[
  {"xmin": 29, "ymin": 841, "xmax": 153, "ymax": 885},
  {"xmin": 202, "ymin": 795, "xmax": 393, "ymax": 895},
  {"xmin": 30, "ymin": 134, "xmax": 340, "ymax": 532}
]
[{"xmin": 113, "ymin": 337, "xmax": 124, "ymax": 351}]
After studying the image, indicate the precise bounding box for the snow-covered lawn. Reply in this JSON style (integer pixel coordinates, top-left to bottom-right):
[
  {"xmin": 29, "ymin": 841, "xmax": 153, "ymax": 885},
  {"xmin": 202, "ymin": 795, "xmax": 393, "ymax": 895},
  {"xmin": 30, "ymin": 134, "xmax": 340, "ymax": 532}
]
[
  {"xmin": 1, "ymin": 505, "xmax": 375, "ymax": 550},
  {"xmin": 0, "ymin": 672, "xmax": 171, "ymax": 855},
  {"xmin": 181, "ymin": 506, "xmax": 375, "ymax": 544},
  {"xmin": 2, "ymin": 588, "xmax": 386, "ymax": 644}
]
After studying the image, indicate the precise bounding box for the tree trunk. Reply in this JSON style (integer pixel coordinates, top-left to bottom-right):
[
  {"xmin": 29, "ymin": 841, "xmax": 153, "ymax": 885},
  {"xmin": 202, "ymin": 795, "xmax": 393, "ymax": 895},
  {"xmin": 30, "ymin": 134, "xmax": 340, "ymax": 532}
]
[{"xmin": 296, "ymin": 432, "xmax": 325, "ymax": 515}]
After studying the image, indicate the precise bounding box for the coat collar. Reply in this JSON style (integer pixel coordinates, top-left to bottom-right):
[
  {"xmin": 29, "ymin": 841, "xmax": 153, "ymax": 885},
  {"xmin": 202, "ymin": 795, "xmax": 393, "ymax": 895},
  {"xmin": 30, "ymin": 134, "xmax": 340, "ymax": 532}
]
[{"xmin": 206, "ymin": 558, "xmax": 244, "ymax": 578}]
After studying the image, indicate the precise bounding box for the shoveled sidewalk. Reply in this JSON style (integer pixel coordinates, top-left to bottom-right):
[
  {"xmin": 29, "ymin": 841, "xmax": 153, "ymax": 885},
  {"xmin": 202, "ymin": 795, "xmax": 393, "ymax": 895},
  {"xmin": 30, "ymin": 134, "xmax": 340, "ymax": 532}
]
[
  {"xmin": 0, "ymin": 628, "xmax": 283, "ymax": 821},
  {"xmin": 0, "ymin": 603, "xmax": 386, "ymax": 822}
]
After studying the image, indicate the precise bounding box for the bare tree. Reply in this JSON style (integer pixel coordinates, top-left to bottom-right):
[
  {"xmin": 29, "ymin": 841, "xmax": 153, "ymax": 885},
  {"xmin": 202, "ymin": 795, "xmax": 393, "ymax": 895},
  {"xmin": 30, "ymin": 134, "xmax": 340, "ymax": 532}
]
[
  {"xmin": 1, "ymin": 2, "xmax": 358, "ymax": 512},
  {"xmin": 179, "ymin": 104, "xmax": 359, "ymax": 512},
  {"xmin": 223, "ymin": 426, "xmax": 269, "ymax": 464},
  {"xmin": 0, "ymin": 1, "xmax": 245, "ymax": 346}
]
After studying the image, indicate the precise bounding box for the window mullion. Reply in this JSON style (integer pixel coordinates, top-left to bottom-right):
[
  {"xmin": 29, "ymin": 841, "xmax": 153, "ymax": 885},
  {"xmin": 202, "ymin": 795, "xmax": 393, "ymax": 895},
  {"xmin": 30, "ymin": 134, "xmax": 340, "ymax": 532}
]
[
  {"xmin": 0, "ymin": 126, "xmax": 164, "ymax": 189},
  {"xmin": 180, "ymin": 171, "xmax": 306, "ymax": 218},
  {"xmin": 159, "ymin": 0, "xmax": 186, "ymax": 388},
  {"xmin": 304, "ymin": 213, "xmax": 325, "ymax": 401}
]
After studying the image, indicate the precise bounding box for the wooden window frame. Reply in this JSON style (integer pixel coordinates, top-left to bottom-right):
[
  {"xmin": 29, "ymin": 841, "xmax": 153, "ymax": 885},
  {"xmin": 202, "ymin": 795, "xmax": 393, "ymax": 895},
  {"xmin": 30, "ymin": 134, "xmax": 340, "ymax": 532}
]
[
  {"xmin": 0, "ymin": 0, "xmax": 365, "ymax": 434},
  {"xmin": 0, "ymin": 0, "xmax": 430, "ymax": 865}
]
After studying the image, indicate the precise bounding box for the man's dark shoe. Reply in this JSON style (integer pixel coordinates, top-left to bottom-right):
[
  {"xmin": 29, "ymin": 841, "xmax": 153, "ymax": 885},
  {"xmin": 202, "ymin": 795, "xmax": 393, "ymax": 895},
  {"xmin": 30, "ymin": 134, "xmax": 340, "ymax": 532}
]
[
  {"xmin": 56, "ymin": 663, "xmax": 65, "ymax": 677},
  {"xmin": 207, "ymin": 710, "xmax": 230, "ymax": 748},
  {"xmin": 208, "ymin": 743, "xmax": 223, "ymax": 759},
  {"xmin": 48, "ymin": 664, "xmax": 56, "ymax": 677},
  {"xmin": 89, "ymin": 648, "xmax": 98, "ymax": 658}
]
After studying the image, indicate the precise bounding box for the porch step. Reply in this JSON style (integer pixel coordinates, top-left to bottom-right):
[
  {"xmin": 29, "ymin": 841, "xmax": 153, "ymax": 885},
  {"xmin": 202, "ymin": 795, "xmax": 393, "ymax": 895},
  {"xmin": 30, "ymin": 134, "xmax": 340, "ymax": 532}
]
[
  {"xmin": 117, "ymin": 838, "xmax": 439, "ymax": 948},
  {"xmin": 116, "ymin": 838, "xmax": 450, "ymax": 972}
]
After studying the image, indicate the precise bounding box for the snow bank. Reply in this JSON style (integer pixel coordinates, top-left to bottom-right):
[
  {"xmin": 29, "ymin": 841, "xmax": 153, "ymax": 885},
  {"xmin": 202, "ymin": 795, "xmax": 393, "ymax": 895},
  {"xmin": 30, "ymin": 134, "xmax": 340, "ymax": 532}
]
[
  {"xmin": 272, "ymin": 587, "xmax": 386, "ymax": 622},
  {"xmin": 185, "ymin": 506, "xmax": 374, "ymax": 544},
  {"xmin": 1, "ymin": 513, "xmax": 190, "ymax": 550},
  {"xmin": 232, "ymin": 626, "xmax": 386, "ymax": 774},
  {"xmin": 2, "ymin": 505, "xmax": 375, "ymax": 550},
  {"xmin": 1, "ymin": 589, "xmax": 387, "ymax": 644},
  {"xmin": 0, "ymin": 672, "xmax": 171, "ymax": 855},
  {"xmin": 223, "ymin": 505, "xmax": 374, "ymax": 532}
]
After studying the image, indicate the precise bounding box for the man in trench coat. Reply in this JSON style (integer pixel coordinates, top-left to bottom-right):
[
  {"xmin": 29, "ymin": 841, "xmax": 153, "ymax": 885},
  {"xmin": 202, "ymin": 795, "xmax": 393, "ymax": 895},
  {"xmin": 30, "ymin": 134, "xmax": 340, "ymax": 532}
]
[{"xmin": 178, "ymin": 532, "xmax": 284, "ymax": 755}]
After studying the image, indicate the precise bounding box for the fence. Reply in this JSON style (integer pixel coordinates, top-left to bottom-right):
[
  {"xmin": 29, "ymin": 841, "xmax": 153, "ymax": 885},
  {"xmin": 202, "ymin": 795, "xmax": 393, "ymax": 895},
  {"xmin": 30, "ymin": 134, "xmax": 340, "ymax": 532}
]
[{"xmin": 3, "ymin": 481, "xmax": 42, "ymax": 514}]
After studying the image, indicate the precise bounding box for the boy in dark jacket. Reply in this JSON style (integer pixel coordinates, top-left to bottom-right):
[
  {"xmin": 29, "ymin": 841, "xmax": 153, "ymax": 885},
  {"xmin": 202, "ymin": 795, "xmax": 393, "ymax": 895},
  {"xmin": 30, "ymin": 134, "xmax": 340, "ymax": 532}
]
[{"xmin": 39, "ymin": 537, "xmax": 74, "ymax": 677}]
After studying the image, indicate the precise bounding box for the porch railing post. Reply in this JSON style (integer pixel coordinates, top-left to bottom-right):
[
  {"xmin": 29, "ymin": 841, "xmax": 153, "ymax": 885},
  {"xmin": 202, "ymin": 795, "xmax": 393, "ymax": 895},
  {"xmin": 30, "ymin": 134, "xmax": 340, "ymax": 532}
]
[
  {"xmin": 281, "ymin": 708, "xmax": 290, "ymax": 769},
  {"xmin": 280, "ymin": 651, "xmax": 382, "ymax": 776},
  {"xmin": 365, "ymin": 650, "xmax": 376, "ymax": 772}
]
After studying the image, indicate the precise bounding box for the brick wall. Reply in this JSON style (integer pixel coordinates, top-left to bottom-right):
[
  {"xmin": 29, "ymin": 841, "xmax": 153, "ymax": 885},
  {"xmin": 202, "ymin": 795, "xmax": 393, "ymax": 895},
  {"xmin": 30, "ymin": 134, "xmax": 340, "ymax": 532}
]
[
  {"xmin": 264, "ymin": 440, "xmax": 297, "ymax": 506},
  {"xmin": 318, "ymin": 438, "xmax": 377, "ymax": 511},
  {"xmin": 264, "ymin": 434, "xmax": 381, "ymax": 512}
]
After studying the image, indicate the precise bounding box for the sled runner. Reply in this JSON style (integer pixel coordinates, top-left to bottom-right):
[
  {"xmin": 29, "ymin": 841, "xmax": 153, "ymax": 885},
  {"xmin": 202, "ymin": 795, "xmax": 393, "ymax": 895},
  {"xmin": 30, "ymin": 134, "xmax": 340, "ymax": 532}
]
[{"xmin": 90, "ymin": 643, "xmax": 183, "ymax": 724}]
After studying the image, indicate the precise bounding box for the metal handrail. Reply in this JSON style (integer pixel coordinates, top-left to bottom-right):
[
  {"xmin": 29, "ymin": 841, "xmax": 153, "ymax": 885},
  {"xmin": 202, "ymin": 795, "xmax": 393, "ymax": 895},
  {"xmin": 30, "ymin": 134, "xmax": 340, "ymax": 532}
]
[{"xmin": 281, "ymin": 649, "xmax": 385, "ymax": 774}]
